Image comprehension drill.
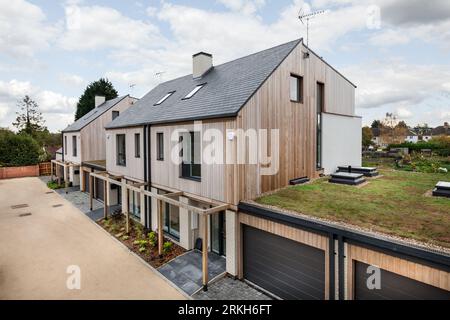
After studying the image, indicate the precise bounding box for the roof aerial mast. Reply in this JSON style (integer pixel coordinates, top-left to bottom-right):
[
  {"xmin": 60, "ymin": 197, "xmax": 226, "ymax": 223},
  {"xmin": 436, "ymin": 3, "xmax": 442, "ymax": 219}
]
[{"xmin": 298, "ymin": 8, "xmax": 325, "ymax": 58}]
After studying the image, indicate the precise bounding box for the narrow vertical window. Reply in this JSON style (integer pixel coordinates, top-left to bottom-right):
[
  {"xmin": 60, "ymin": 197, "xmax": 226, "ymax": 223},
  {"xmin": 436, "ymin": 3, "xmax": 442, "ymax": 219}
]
[
  {"xmin": 64, "ymin": 136, "xmax": 67, "ymax": 155},
  {"xmin": 135, "ymin": 133, "xmax": 140, "ymax": 158},
  {"xmin": 116, "ymin": 134, "xmax": 126, "ymax": 166},
  {"xmin": 290, "ymin": 74, "xmax": 303, "ymax": 102},
  {"xmin": 157, "ymin": 132, "xmax": 164, "ymax": 160},
  {"xmin": 72, "ymin": 135, "xmax": 77, "ymax": 157},
  {"xmin": 316, "ymin": 82, "xmax": 324, "ymax": 169}
]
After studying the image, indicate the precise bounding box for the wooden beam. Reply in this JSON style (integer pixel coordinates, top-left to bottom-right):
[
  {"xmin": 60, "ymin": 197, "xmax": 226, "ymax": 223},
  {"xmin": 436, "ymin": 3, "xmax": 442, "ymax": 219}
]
[
  {"xmin": 165, "ymin": 191, "xmax": 183, "ymax": 197},
  {"xmin": 203, "ymin": 204, "xmax": 230, "ymax": 215},
  {"xmin": 140, "ymin": 186, "xmax": 146, "ymax": 226},
  {"xmin": 158, "ymin": 199, "xmax": 163, "ymax": 257},
  {"xmin": 89, "ymin": 174, "xmax": 93, "ymax": 211},
  {"xmin": 202, "ymin": 214, "xmax": 208, "ymax": 291}
]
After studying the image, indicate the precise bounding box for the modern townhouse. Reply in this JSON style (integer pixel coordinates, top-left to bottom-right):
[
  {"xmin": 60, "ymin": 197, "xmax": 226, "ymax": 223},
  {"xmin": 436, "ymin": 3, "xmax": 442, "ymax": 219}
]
[
  {"xmin": 95, "ymin": 38, "xmax": 361, "ymax": 296},
  {"xmin": 52, "ymin": 95, "xmax": 137, "ymax": 207}
]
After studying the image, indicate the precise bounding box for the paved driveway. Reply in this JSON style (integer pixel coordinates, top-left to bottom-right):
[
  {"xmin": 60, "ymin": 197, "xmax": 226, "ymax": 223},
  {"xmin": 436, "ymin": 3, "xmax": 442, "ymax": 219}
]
[{"xmin": 0, "ymin": 177, "xmax": 186, "ymax": 300}]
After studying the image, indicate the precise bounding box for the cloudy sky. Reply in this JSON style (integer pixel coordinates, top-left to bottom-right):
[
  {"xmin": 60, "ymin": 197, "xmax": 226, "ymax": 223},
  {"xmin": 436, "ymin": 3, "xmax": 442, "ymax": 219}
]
[{"xmin": 0, "ymin": 0, "xmax": 449, "ymax": 132}]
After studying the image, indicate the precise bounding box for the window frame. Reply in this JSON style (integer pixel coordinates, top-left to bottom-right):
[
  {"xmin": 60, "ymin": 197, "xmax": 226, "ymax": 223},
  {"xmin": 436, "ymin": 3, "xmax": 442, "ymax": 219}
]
[
  {"xmin": 116, "ymin": 134, "xmax": 126, "ymax": 167},
  {"xmin": 182, "ymin": 83, "xmax": 205, "ymax": 100},
  {"xmin": 316, "ymin": 82, "xmax": 325, "ymax": 169},
  {"xmin": 112, "ymin": 110, "xmax": 120, "ymax": 120},
  {"xmin": 72, "ymin": 135, "xmax": 77, "ymax": 157},
  {"xmin": 134, "ymin": 133, "xmax": 140, "ymax": 158},
  {"xmin": 64, "ymin": 136, "xmax": 67, "ymax": 155},
  {"xmin": 156, "ymin": 132, "xmax": 164, "ymax": 161},
  {"xmin": 290, "ymin": 73, "xmax": 303, "ymax": 103},
  {"xmin": 154, "ymin": 91, "xmax": 175, "ymax": 105},
  {"xmin": 179, "ymin": 131, "xmax": 201, "ymax": 181}
]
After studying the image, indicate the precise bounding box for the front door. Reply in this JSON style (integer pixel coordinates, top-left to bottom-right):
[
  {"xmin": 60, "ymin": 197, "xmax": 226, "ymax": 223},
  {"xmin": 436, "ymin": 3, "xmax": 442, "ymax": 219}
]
[{"xmin": 211, "ymin": 211, "xmax": 226, "ymax": 256}]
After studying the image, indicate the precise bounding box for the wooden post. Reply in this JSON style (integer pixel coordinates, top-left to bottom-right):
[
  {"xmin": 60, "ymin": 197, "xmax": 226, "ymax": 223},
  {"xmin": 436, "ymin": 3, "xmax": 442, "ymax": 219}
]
[
  {"xmin": 57, "ymin": 164, "xmax": 61, "ymax": 185},
  {"xmin": 50, "ymin": 162, "xmax": 53, "ymax": 182},
  {"xmin": 202, "ymin": 214, "xmax": 208, "ymax": 291},
  {"xmin": 158, "ymin": 199, "xmax": 163, "ymax": 257},
  {"xmin": 126, "ymin": 185, "xmax": 130, "ymax": 234},
  {"xmin": 64, "ymin": 164, "xmax": 69, "ymax": 194},
  {"xmin": 89, "ymin": 174, "xmax": 93, "ymax": 211},
  {"xmin": 103, "ymin": 179, "xmax": 109, "ymax": 220}
]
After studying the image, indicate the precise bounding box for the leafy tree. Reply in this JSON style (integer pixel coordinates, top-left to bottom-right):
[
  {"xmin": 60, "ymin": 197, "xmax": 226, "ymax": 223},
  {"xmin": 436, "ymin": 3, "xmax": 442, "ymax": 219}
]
[
  {"xmin": 75, "ymin": 78, "xmax": 118, "ymax": 120},
  {"xmin": 0, "ymin": 132, "xmax": 41, "ymax": 166},
  {"xmin": 13, "ymin": 95, "xmax": 46, "ymax": 136},
  {"xmin": 362, "ymin": 126, "xmax": 373, "ymax": 148},
  {"xmin": 371, "ymin": 120, "xmax": 382, "ymax": 128}
]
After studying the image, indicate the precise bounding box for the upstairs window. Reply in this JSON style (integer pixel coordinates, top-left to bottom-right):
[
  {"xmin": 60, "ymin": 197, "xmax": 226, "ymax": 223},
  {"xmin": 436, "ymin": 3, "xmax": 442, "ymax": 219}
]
[
  {"xmin": 180, "ymin": 131, "xmax": 201, "ymax": 181},
  {"xmin": 135, "ymin": 133, "xmax": 140, "ymax": 158},
  {"xmin": 290, "ymin": 74, "xmax": 303, "ymax": 102},
  {"xmin": 64, "ymin": 136, "xmax": 67, "ymax": 155},
  {"xmin": 112, "ymin": 111, "xmax": 120, "ymax": 120},
  {"xmin": 72, "ymin": 136, "xmax": 77, "ymax": 157},
  {"xmin": 155, "ymin": 91, "xmax": 175, "ymax": 105},
  {"xmin": 116, "ymin": 134, "xmax": 126, "ymax": 166},
  {"xmin": 157, "ymin": 132, "xmax": 164, "ymax": 160},
  {"xmin": 183, "ymin": 84, "xmax": 204, "ymax": 99}
]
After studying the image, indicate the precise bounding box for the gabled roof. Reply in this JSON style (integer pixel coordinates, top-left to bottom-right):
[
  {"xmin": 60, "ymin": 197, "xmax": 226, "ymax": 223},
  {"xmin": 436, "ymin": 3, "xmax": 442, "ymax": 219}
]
[
  {"xmin": 63, "ymin": 95, "xmax": 128, "ymax": 132},
  {"xmin": 106, "ymin": 39, "xmax": 303, "ymax": 129}
]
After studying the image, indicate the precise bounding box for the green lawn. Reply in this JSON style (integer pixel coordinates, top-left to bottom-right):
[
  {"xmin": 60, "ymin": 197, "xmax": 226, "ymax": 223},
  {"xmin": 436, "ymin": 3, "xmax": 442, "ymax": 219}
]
[{"xmin": 255, "ymin": 169, "xmax": 450, "ymax": 248}]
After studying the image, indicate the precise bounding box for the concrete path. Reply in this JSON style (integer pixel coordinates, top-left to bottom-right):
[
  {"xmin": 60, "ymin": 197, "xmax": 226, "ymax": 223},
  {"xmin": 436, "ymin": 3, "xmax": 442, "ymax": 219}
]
[{"xmin": 0, "ymin": 177, "xmax": 186, "ymax": 300}]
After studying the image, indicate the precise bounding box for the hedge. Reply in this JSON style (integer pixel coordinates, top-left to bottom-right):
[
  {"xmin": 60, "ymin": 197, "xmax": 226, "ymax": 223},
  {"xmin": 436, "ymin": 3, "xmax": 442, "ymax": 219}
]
[
  {"xmin": 388, "ymin": 141, "xmax": 450, "ymax": 156},
  {"xmin": 0, "ymin": 132, "xmax": 41, "ymax": 166}
]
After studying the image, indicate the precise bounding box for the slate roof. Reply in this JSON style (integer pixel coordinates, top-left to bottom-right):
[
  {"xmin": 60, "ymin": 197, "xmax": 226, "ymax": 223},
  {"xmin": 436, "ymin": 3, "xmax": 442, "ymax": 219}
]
[
  {"xmin": 63, "ymin": 95, "xmax": 128, "ymax": 132},
  {"xmin": 106, "ymin": 39, "xmax": 303, "ymax": 129}
]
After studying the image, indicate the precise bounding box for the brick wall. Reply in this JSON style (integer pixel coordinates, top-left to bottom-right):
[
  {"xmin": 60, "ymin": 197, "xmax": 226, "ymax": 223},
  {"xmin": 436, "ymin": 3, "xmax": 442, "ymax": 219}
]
[{"xmin": 0, "ymin": 165, "xmax": 40, "ymax": 179}]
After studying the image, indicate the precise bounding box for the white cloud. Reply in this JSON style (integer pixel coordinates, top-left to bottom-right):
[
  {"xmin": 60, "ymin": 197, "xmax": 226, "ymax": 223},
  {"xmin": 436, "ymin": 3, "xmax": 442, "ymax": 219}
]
[
  {"xmin": 0, "ymin": 0, "xmax": 57, "ymax": 57},
  {"xmin": 58, "ymin": 73, "xmax": 85, "ymax": 87},
  {"xmin": 216, "ymin": 0, "xmax": 266, "ymax": 15},
  {"xmin": 60, "ymin": 4, "xmax": 164, "ymax": 51},
  {"xmin": 0, "ymin": 80, "xmax": 77, "ymax": 131},
  {"xmin": 395, "ymin": 107, "xmax": 413, "ymax": 119}
]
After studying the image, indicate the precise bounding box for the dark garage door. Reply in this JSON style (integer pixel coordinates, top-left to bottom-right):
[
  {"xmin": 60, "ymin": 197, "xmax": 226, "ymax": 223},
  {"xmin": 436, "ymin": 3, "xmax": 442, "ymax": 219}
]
[
  {"xmin": 354, "ymin": 261, "xmax": 450, "ymax": 300},
  {"xmin": 243, "ymin": 225, "xmax": 325, "ymax": 300},
  {"xmin": 84, "ymin": 171, "xmax": 90, "ymax": 193}
]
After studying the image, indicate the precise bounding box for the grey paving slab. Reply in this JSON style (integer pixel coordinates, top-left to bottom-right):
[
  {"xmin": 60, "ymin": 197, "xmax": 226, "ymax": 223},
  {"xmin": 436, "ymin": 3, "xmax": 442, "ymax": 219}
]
[
  {"xmin": 158, "ymin": 250, "xmax": 226, "ymax": 296},
  {"xmin": 193, "ymin": 276, "xmax": 272, "ymax": 300}
]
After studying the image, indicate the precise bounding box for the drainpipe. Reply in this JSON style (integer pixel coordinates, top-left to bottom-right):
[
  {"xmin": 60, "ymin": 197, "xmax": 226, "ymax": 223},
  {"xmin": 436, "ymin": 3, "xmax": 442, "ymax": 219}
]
[
  {"xmin": 329, "ymin": 233, "xmax": 335, "ymax": 300},
  {"xmin": 143, "ymin": 125, "xmax": 147, "ymax": 228},
  {"xmin": 61, "ymin": 133, "xmax": 64, "ymax": 162},
  {"xmin": 338, "ymin": 235, "xmax": 345, "ymax": 300}
]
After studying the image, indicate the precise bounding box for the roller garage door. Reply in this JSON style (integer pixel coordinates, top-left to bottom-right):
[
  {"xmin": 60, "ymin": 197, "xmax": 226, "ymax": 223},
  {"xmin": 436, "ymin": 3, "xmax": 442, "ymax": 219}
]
[
  {"xmin": 243, "ymin": 225, "xmax": 325, "ymax": 300},
  {"xmin": 354, "ymin": 261, "xmax": 450, "ymax": 300},
  {"xmin": 95, "ymin": 178, "xmax": 104, "ymax": 201}
]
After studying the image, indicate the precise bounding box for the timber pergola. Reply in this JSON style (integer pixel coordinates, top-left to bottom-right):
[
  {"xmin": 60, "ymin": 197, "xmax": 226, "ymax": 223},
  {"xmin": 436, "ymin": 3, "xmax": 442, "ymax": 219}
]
[
  {"xmin": 50, "ymin": 159, "xmax": 80, "ymax": 194},
  {"xmin": 89, "ymin": 171, "xmax": 230, "ymax": 291}
]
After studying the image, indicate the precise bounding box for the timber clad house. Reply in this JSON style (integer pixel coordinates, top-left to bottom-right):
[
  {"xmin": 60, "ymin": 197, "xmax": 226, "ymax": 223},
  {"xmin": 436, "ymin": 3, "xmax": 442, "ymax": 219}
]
[
  {"xmin": 53, "ymin": 39, "xmax": 450, "ymax": 299},
  {"xmin": 52, "ymin": 95, "xmax": 137, "ymax": 202}
]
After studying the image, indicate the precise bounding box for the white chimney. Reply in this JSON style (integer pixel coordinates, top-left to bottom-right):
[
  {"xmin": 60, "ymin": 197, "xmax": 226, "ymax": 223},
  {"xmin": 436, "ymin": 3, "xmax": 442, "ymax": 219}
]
[
  {"xmin": 95, "ymin": 95, "xmax": 106, "ymax": 108},
  {"xmin": 192, "ymin": 52, "xmax": 213, "ymax": 78}
]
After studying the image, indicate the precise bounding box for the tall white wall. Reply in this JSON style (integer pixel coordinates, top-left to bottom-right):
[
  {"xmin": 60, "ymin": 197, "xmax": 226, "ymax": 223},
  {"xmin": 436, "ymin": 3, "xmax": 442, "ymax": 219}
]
[{"xmin": 321, "ymin": 113, "xmax": 362, "ymax": 174}]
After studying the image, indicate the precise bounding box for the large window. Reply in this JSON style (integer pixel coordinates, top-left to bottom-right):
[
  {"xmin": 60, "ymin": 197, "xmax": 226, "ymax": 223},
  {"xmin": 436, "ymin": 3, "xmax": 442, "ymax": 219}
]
[
  {"xmin": 112, "ymin": 111, "xmax": 120, "ymax": 120},
  {"xmin": 134, "ymin": 133, "xmax": 140, "ymax": 158},
  {"xmin": 290, "ymin": 74, "xmax": 303, "ymax": 102},
  {"xmin": 116, "ymin": 134, "xmax": 126, "ymax": 166},
  {"xmin": 72, "ymin": 135, "xmax": 77, "ymax": 157},
  {"xmin": 128, "ymin": 189, "xmax": 141, "ymax": 219},
  {"xmin": 180, "ymin": 131, "xmax": 201, "ymax": 180},
  {"xmin": 316, "ymin": 82, "xmax": 324, "ymax": 169},
  {"xmin": 160, "ymin": 190, "xmax": 180, "ymax": 239}
]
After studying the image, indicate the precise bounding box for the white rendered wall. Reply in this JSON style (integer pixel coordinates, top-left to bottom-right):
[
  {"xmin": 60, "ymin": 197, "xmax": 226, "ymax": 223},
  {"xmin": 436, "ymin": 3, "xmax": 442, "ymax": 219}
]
[{"xmin": 321, "ymin": 113, "xmax": 362, "ymax": 174}]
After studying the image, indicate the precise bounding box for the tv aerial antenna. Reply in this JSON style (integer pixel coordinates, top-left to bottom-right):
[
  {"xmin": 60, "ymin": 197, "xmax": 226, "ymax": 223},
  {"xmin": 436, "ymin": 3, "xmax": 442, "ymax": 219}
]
[
  {"xmin": 298, "ymin": 8, "xmax": 325, "ymax": 58},
  {"xmin": 155, "ymin": 71, "xmax": 166, "ymax": 83},
  {"xmin": 129, "ymin": 83, "xmax": 136, "ymax": 96}
]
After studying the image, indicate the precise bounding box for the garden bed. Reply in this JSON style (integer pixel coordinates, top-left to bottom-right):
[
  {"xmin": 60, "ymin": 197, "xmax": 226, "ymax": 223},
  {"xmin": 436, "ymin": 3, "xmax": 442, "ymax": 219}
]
[{"xmin": 98, "ymin": 214, "xmax": 186, "ymax": 268}]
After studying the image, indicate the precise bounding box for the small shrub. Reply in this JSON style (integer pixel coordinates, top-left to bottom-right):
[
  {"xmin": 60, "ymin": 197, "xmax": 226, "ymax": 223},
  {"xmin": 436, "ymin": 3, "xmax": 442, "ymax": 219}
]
[
  {"xmin": 133, "ymin": 239, "xmax": 148, "ymax": 252},
  {"xmin": 122, "ymin": 235, "xmax": 129, "ymax": 241},
  {"xmin": 138, "ymin": 247, "xmax": 146, "ymax": 253},
  {"xmin": 148, "ymin": 231, "xmax": 157, "ymax": 247},
  {"xmin": 163, "ymin": 241, "xmax": 173, "ymax": 254},
  {"xmin": 47, "ymin": 180, "xmax": 63, "ymax": 189}
]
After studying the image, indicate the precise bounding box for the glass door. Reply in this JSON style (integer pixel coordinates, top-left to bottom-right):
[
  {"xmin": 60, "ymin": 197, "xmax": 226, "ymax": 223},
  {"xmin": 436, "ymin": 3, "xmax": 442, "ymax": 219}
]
[{"xmin": 211, "ymin": 211, "xmax": 226, "ymax": 256}]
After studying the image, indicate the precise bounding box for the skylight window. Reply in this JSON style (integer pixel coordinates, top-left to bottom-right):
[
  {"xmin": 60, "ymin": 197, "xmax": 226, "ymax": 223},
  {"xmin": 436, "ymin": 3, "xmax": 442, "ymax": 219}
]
[
  {"xmin": 155, "ymin": 91, "xmax": 175, "ymax": 105},
  {"xmin": 183, "ymin": 84, "xmax": 205, "ymax": 99}
]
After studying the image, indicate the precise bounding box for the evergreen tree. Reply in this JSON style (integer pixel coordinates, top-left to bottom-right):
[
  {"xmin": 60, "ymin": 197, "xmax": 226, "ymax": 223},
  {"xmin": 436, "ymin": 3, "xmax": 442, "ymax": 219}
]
[
  {"xmin": 13, "ymin": 95, "xmax": 46, "ymax": 136},
  {"xmin": 75, "ymin": 78, "xmax": 118, "ymax": 120}
]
